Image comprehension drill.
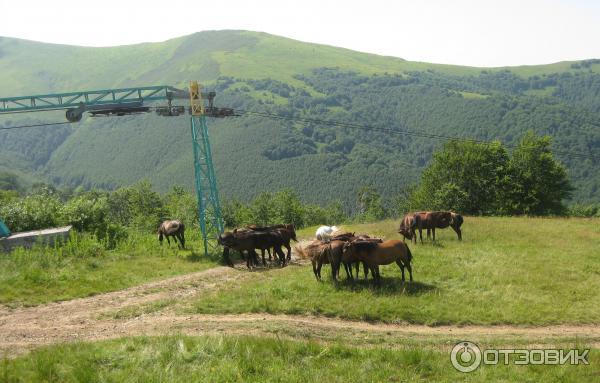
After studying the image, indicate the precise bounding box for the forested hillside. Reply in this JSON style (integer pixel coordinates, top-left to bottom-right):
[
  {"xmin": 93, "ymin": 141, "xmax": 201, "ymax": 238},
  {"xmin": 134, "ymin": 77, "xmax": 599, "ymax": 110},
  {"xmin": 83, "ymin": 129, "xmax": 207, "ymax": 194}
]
[{"xmin": 1, "ymin": 31, "xmax": 599, "ymax": 207}]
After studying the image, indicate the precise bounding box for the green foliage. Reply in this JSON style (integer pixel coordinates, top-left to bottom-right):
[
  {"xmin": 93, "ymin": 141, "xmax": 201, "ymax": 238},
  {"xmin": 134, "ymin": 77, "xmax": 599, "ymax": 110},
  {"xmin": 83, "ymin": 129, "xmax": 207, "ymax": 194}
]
[
  {"xmin": 355, "ymin": 185, "xmax": 387, "ymax": 221},
  {"xmin": 411, "ymin": 133, "xmax": 574, "ymax": 215},
  {"xmin": 0, "ymin": 171, "xmax": 20, "ymax": 191},
  {"xmin": 568, "ymin": 203, "xmax": 600, "ymax": 217},
  {"xmin": 411, "ymin": 140, "xmax": 510, "ymax": 214},
  {"xmin": 222, "ymin": 189, "xmax": 348, "ymax": 229},
  {"xmin": 503, "ymin": 132, "xmax": 574, "ymax": 215},
  {"xmin": 0, "ymin": 187, "xmax": 62, "ymax": 232}
]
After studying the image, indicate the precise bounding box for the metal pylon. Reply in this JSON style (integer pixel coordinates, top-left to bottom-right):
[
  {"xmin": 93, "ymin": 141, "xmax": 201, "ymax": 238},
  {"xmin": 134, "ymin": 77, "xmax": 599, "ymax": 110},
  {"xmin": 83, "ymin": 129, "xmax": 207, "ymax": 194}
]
[{"xmin": 190, "ymin": 114, "xmax": 224, "ymax": 256}]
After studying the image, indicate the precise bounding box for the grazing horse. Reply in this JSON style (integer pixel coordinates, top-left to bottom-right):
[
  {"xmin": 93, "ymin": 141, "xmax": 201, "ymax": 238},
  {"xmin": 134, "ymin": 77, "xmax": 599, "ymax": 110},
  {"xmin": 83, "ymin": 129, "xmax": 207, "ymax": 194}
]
[
  {"xmin": 316, "ymin": 225, "xmax": 339, "ymax": 241},
  {"xmin": 295, "ymin": 240, "xmax": 332, "ymax": 280},
  {"xmin": 342, "ymin": 239, "xmax": 413, "ymax": 283},
  {"xmin": 398, "ymin": 213, "xmax": 421, "ymax": 244},
  {"xmin": 412, "ymin": 211, "xmax": 452, "ymax": 242},
  {"xmin": 450, "ymin": 212, "xmax": 464, "ymax": 240},
  {"xmin": 157, "ymin": 220, "xmax": 185, "ymax": 249},
  {"xmin": 245, "ymin": 224, "xmax": 297, "ymax": 261},
  {"xmin": 219, "ymin": 230, "xmax": 287, "ymax": 269}
]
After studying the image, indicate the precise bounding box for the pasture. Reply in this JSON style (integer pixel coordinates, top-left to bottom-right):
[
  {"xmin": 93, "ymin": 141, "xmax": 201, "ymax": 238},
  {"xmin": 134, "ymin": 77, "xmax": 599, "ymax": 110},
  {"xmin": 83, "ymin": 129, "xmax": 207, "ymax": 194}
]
[
  {"xmin": 192, "ymin": 217, "xmax": 600, "ymax": 325},
  {"xmin": 2, "ymin": 335, "xmax": 597, "ymax": 382},
  {"xmin": 0, "ymin": 231, "xmax": 218, "ymax": 307},
  {"xmin": 1, "ymin": 216, "xmax": 599, "ymax": 381}
]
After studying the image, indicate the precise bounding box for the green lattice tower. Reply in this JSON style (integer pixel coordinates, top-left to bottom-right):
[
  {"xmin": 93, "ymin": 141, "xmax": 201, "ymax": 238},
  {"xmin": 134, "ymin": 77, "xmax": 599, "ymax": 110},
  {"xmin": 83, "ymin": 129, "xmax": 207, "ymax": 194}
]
[{"xmin": 191, "ymin": 115, "xmax": 224, "ymax": 256}]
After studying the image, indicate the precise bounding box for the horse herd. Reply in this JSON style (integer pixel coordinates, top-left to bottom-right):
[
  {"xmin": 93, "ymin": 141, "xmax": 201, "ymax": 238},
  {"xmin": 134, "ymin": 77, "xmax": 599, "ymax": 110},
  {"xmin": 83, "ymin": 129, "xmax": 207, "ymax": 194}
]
[{"xmin": 157, "ymin": 210, "xmax": 464, "ymax": 284}]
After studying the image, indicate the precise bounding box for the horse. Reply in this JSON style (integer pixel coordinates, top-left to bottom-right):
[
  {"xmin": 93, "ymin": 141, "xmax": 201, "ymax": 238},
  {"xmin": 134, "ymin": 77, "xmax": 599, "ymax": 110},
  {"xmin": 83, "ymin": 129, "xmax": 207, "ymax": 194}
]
[
  {"xmin": 342, "ymin": 239, "xmax": 413, "ymax": 284},
  {"xmin": 331, "ymin": 235, "xmax": 382, "ymax": 281},
  {"xmin": 316, "ymin": 225, "xmax": 339, "ymax": 241},
  {"xmin": 245, "ymin": 224, "xmax": 297, "ymax": 261},
  {"xmin": 294, "ymin": 240, "xmax": 332, "ymax": 280},
  {"xmin": 450, "ymin": 212, "xmax": 464, "ymax": 240},
  {"xmin": 157, "ymin": 220, "xmax": 185, "ymax": 249},
  {"xmin": 413, "ymin": 211, "xmax": 452, "ymax": 242},
  {"xmin": 398, "ymin": 213, "xmax": 421, "ymax": 244},
  {"xmin": 219, "ymin": 230, "xmax": 287, "ymax": 269}
]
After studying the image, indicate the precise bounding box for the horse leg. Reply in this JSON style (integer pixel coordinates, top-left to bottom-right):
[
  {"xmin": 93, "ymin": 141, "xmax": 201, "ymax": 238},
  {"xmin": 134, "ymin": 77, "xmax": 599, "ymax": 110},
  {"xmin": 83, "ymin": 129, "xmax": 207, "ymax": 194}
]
[
  {"xmin": 364, "ymin": 262, "xmax": 370, "ymax": 280},
  {"xmin": 261, "ymin": 249, "xmax": 267, "ymax": 266},
  {"xmin": 432, "ymin": 228, "xmax": 436, "ymax": 242},
  {"xmin": 407, "ymin": 262, "xmax": 413, "ymax": 282},
  {"xmin": 316, "ymin": 257, "xmax": 323, "ymax": 280},
  {"xmin": 267, "ymin": 248, "xmax": 273, "ymax": 262},
  {"xmin": 396, "ymin": 259, "xmax": 405, "ymax": 281},
  {"xmin": 285, "ymin": 244, "xmax": 292, "ymax": 261},
  {"xmin": 275, "ymin": 246, "xmax": 286, "ymax": 267},
  {"xmin": 245, "ymin": 251, "xmax": 252, "ymax": 269},
  {"xmin": 166, "ymin": 235, "xmax": 171, "ymax": 247},
  {"xmin": 418, "ymin": 228, "xmax": 423, "ymax": 244},
  {"xmin": 312, "ymin": 260, "xmax": 320, "ymax": 281},
  {"xmin": 426, "ymin": 228, "xmax": 431, "ymax": 240},
  {"xmin": 343, "ymin": 262, "xmax": 353, "ymax": 281}
]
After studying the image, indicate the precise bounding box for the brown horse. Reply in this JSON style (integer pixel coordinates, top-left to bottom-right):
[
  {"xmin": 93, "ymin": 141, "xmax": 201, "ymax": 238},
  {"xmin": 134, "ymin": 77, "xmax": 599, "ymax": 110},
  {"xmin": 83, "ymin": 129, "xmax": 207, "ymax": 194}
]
[
  {"xmin": 157, "ymin": 220, "xmax": 185, "ymax": 249},
  {"xmin": 295, "ymin": 240, "xmax": 332, "ymax": 280},
  {"xmin": 342, "ymin": 239, "xmax": 413, "ymax": 283},
  {"xmin": 398, "ymin": 213, "xmax": 421, "ymax": 244},
  {"xmin": 412, "ymin": 211, "xmax": 452, "ymax": 242}
]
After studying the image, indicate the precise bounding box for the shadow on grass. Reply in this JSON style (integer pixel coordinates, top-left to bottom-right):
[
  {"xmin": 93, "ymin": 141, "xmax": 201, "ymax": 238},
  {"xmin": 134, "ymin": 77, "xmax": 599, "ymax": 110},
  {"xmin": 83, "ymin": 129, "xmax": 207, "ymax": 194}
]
[{"xmin": 334, "ymin": 277, "xmax": 437, "ymax": 296}]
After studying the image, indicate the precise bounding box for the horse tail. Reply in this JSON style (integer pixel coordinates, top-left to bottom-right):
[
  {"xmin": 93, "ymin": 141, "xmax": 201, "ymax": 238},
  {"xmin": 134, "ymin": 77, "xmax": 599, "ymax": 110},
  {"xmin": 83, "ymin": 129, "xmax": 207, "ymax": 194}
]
[{"xmin": 294, "ymin": 244, "xmax": 308, "ymax": 259}]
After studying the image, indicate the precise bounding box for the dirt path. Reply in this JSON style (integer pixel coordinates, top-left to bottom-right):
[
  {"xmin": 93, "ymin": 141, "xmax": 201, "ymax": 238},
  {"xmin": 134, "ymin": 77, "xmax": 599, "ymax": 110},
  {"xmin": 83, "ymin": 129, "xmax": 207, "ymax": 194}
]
[{"xmin": 2, "ymin": 264, "xmax": 599, "ymax": 357}]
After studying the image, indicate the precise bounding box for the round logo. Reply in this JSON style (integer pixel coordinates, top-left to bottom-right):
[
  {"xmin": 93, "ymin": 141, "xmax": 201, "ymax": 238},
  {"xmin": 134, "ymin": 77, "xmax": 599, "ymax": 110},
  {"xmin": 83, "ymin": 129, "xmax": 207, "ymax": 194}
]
[{"xmin": 451, "ymin": 341, "xmax": 482, "ymax": 373}]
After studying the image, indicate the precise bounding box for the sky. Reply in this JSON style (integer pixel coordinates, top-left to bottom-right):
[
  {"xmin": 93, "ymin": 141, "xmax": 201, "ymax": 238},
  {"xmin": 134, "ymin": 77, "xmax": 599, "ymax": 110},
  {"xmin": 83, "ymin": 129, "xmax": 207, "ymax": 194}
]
[{"xmin": 0, "ymin": 0, "xmax": 599, "ymax": 67}]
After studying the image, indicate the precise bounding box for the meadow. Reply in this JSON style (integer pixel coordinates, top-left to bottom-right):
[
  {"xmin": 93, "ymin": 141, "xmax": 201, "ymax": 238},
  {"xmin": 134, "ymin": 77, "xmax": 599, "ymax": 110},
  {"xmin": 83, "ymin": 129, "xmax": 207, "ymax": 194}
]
[
  {"xmin": 0, "ymin": 231, "xmax": 218, "ymax": 307},
  {"xmin": 1, "ymin": 335, "xmax": 597, "ymax": 382},
  {"xmin": 191, "ymin": 217, "xmax": 600, "ymax": 325}
]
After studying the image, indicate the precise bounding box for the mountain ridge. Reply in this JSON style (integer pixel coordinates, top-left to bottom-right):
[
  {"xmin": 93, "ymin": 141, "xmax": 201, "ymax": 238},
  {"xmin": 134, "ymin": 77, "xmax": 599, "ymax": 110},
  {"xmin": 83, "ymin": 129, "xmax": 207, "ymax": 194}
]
[{"xmin": 1, "ymin": 30, "xmax": 599, "ymax": 205}]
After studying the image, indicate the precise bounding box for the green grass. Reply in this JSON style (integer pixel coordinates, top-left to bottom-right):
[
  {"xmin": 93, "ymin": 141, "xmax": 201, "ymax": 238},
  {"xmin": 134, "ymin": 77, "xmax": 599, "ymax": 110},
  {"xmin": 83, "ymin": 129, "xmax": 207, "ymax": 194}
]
[
  {"xmin": 0, "ymin": 232, "xmax": 219, "ymax": 307},
  {"xmin": 2, "ymin": 335, "xmax": 597, "ymax": 382},
  {"xmin": 191, "ymin": 217, "xmax": 600, "ymax": 325}
]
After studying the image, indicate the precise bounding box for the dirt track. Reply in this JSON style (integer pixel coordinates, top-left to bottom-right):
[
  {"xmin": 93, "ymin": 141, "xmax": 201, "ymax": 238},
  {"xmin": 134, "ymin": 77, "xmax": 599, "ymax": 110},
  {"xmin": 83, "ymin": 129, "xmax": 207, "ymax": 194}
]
[{"xmin": 1, "ymin": 264, "xmax": 599, "ymax": 357}]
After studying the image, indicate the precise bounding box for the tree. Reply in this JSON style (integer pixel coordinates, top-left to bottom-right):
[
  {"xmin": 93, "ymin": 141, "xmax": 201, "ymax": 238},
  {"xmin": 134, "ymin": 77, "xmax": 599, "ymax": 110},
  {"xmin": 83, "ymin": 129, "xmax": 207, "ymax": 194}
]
[
  {"xmin": 503, "ymin": 132, "xmax": 573, "ymax": 215},
  {"xmin": 411, "ymin": 140, "xmax": 510, "ymax": 214},
  {"xmin": 356, "ymin": 185, "xmax": 387, "ymax": 221}
]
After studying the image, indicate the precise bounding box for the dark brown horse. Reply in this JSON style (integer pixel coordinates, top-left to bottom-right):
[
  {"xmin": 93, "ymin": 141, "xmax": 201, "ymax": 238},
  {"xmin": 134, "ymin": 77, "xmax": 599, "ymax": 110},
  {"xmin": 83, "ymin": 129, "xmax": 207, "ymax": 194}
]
[
  {"xmin": 450, "ymin": 212, "xmax": 464, "ymax": 240},
  {"xmin": 157, "ymin": 220, "xmax": 185, "ymax": 249},
  {"xmin": 245, "ymin": 224, "xmax": 297, "ymax": 261},
  {"xmin": 219, "ymin": 230, "xmax": 287, "ymax": 269}
]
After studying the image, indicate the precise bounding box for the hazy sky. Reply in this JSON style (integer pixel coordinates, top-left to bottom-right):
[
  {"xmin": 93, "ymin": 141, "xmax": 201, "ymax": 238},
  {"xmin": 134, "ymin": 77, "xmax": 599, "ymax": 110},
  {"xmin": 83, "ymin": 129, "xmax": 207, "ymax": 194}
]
[{"xmin": 1, "ymin": 0, "xmax": 598, "ymax": 67}]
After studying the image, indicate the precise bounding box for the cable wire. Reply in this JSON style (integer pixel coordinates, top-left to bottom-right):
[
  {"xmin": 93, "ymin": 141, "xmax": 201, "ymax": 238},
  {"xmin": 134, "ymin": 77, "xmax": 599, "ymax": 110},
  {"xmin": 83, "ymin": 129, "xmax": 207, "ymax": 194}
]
[
  {"xmin": 0, "ymin": 121, "xmax": 74, "ymax": 130},
  {"xmin": 235, "ymin": 109, "xmax": 599, "ymax": 161}
]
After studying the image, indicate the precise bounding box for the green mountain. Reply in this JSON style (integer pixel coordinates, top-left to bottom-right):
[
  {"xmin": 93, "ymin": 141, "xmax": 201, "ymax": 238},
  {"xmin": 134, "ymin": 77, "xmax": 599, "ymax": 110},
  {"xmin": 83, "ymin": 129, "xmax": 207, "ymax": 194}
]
[{"xmin": 1, "ymin": 30, "xmax": 599, "ymax": 207}]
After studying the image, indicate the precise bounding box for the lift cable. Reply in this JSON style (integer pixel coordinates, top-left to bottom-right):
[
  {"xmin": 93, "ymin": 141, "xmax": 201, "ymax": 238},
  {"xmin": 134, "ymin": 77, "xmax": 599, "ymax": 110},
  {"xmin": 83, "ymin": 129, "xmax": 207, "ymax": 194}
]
[
  {"xmin": 0, "ymin": 121, "xmax": 74, "ymax": 131},
  {"xmin": 235, "ymin": 109, "xmax": 600, "ymax": 161}
]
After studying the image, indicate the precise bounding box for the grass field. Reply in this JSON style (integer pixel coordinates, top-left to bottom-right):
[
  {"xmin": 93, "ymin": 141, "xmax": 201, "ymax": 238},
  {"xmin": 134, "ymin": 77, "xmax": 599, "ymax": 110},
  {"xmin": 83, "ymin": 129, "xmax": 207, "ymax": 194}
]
[
  {"xmin": 0, "ymin": 231, "xmax": 219, "ymax": 307},
  {"xmin": 1, "ymin": 335, "xmax": 597, "ymax": 382},
  {"xmin": 190, "ymin": 217, "xmax": 600, "ymax": 325}
]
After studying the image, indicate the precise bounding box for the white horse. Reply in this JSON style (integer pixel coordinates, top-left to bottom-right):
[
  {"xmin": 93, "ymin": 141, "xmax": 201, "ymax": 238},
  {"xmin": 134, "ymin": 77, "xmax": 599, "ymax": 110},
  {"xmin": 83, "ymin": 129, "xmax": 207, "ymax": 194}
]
[{"xmin": 316, "ymin": 225, "xmax": 339, "ymax": 241}]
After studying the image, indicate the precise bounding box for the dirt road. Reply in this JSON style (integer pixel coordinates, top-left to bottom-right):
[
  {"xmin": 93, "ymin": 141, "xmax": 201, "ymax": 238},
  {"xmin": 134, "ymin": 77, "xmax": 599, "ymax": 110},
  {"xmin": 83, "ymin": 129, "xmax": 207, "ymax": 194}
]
[{"xmin": 2, "ymin": 264, "xmax": 599, "ymax": 357}]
